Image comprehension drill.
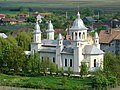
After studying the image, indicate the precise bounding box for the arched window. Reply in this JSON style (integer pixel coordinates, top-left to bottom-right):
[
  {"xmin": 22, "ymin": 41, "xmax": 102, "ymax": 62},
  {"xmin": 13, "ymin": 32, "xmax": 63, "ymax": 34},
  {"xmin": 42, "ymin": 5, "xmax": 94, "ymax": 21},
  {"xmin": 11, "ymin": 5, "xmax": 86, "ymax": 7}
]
[
  {"xmin": 72, "ymin": 32, "xmax": 73, "ymax": 40},
  {"xmin": 83, "ymin": 32, "xmax": 85, "ymax": 39},
  {"xmin": 42, "ymin": 57, "xmax": 43, "ymax": 62},
  {"xmin": 96, "ymin": 40, "xmax": 97, "ymax": 43},
  {"xmin": 70, "ymin": 59, "xmax": 72, "ymax": 67},
  {"xmin": 53, "ymin": 57, "xmax": 55, "ymax": 63},
  {"xmin": 65, "ymin": 59, "xmax": 67, "ymax": 67},
  {"xmin": 79, "ymin": 32, "xmax": 81, "ymax": 39},
  {"xmin": 75, "ymin": 32, "xmax": 77, "ymax": 40},
  {"xmin": 94, "ymin": 59, "xmax": 96, "ymax": 67}
]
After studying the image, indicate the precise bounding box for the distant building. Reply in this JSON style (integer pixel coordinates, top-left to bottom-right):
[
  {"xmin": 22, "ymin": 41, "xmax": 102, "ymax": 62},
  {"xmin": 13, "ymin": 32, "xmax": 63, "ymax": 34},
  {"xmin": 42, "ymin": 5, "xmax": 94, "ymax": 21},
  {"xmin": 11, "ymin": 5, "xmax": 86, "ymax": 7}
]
[
  {"xmin": 17, "ymin": 13, "xmax": 29, "ymax": 18},
  {"xmin": 105, "ymin": 19, "xmax": 120, "ymax": 28},
  {"xmin": 0, "ymin": 33, "xmax": 7, "ymax": 38},
  {"xmin": 83, "ymin": 16, "xmax": 96, "ymax": 32},
  {"xmin": 2, "ymin": 18, "xmax": 18, "ymax": 25},
  {"xmin": 26, "ymin": 12, "xmax": 104, "ymax": 73},
  {"xmin": 0, "ymin": 14, "xmax": 5, "ymax": 20},
  {"xmin": 99, "ymin": 28, "xmax": 120, "ymax": 54},
  {"xmin": 32, "ymin": 12, "xmax": 51, "ymax": 18}
]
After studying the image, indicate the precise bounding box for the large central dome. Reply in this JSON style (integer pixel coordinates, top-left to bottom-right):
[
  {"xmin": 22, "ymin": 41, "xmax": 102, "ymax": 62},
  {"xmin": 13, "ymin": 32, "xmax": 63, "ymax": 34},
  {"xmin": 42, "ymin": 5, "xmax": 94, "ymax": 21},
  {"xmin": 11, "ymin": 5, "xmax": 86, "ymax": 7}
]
[{"xmin": 70, "ymin": 12, "xmax": 87, "ymax": 30}]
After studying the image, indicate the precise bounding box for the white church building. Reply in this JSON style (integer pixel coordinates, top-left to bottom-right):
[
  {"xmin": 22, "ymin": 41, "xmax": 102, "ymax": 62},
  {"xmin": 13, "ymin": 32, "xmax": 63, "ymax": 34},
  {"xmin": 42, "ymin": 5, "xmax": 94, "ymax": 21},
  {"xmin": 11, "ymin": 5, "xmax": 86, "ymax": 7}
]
[{"xmin": 29, "ymin": 12, "xmax": 104, "ymax": 73}]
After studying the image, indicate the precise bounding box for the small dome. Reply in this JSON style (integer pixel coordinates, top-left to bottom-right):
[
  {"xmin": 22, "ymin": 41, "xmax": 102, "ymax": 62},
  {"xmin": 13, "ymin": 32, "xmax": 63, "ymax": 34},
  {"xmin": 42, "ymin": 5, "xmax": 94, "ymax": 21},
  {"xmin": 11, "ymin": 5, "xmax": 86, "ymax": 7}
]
[
  {"xmin": 47, "ymin": 20, "xmax": 54, "ymax": 31},
  {"xmin": 70, "ymin": 12, "xmax": 87, "ymax": 30},
  {"xmin": 58, "ymin": 33, "xmax": 62, "ymax": 40},
  {"xmin": 94, "ymin": 32, "xmax": 99, "ymax": 38},
  {"xmin": 34, "ymin": 21, "xmax": 41, "ymax": 33}
]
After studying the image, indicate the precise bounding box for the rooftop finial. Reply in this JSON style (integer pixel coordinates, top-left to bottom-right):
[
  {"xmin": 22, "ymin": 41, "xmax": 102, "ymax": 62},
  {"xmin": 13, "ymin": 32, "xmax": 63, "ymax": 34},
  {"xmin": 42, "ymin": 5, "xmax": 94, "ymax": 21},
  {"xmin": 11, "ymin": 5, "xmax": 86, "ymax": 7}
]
[
  {"xmin": 94, "ymin": 32, "xmax": 99, "ymax": 38},
  {"xmin": 77, "ymin": 12, "xmax": 80, "ymax": 19},
  {"xmin": 34, "ymin": 20, "xmax": 40, "ymax": 32},
  {"xmin": 48, "ymin": 20, "xmax": 54, "ymax": 30},
  {"xmin": 37, "ymin": 14, "xmax": 42, "ymax": 23}
]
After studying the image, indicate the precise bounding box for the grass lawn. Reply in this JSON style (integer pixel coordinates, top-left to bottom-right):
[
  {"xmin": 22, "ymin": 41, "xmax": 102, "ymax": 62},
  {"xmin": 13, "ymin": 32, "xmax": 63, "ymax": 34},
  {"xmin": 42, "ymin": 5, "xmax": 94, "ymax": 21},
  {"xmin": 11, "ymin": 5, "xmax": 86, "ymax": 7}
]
[{"xmin": 0, "ymin": 74, "xmax": 92, "ymax": 89}]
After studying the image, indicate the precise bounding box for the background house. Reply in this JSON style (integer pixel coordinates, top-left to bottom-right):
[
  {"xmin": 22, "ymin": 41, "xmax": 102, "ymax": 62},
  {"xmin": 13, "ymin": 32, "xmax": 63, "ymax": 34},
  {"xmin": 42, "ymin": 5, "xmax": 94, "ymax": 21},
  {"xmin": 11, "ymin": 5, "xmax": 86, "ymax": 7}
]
[{"xmin": 99, "ymin": 28, "xmax": 120, "ymax": 54}]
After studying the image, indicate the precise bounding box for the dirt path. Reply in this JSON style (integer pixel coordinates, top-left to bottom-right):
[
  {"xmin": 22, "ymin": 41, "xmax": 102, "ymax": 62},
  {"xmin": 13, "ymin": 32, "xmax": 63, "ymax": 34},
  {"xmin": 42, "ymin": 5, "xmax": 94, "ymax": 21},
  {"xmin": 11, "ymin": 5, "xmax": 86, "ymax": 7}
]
[
  {"xmin": 0, "ymin": 86, "xmax": 120, "ymax": 90},
  {"xmin": 110, "ymin": 86, "xmax": 120, "ymax": 90},
  {"xmin": 0, "ymin": 86, "xmax": 43, "ymax": 90}
]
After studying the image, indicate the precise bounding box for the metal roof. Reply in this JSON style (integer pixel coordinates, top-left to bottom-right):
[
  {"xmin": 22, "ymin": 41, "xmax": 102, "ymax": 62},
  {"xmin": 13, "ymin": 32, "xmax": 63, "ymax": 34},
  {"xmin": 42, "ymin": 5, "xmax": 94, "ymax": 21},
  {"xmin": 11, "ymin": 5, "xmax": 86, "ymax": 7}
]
[{"xmin": 83, "ymin": 45, "xmax": 104, "ymax": 55}]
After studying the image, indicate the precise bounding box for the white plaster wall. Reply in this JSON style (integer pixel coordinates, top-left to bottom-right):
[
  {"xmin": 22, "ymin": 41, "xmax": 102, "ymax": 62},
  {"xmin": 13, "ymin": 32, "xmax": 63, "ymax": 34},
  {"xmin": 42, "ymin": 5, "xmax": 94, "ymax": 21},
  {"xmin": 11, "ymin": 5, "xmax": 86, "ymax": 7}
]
[
  {"xmin": 39, "ymin": 52, "xmax": 56, "ymax": 62},
  {"xmin": 31, "ymin": 43, "xmax": 41, "ymax": 51},
  {"xmin": 89, "ymin": 54, "xmax": 103, "ymax": 72},
  {"xmin": 61, "ymin": 54, "xmax": 74, "ymax": 71},
  {"xmin": 47, "ymin": 32, "xmax": 54, "ymax": 40}
]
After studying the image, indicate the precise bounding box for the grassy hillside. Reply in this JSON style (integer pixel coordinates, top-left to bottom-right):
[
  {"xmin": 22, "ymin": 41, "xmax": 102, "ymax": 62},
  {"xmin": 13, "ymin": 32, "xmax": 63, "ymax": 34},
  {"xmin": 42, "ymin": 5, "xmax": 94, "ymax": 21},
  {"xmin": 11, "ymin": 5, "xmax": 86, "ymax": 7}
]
[
  {"xmin": 0, "ymin": 0, "xmax": 120, "ymax": 15},
  {"xmin": 0, "ymin": 0, "xmax": 120, "ymax": 9}
]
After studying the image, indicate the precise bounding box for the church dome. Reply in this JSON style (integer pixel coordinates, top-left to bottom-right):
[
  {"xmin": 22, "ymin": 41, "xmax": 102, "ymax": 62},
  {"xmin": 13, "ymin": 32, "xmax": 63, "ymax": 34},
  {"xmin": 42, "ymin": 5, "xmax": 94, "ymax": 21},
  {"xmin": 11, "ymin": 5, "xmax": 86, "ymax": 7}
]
[
  {"xmin": 70, "ymin": 12, "xmax": 87, "ymax": 30},
  {"xmin": 47, "ymin": 20, "xmax": 54, "ymax": 31},
  {"xmin": 58, "ymin": 33, "xmax": 62, "ymax": 40},
  {"xmin": 94, "ymin": 32, "xmax": 99, "ymax": 38},
  {"xmin": 34, "ymin": 21, "xmax": 41, "ymax": 33}
]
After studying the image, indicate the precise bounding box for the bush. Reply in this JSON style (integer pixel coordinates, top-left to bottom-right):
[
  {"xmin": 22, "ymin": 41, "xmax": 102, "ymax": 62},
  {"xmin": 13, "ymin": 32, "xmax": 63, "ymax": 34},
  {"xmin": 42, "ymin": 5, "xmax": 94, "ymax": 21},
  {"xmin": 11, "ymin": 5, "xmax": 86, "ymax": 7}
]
[{"xmin": 61, "ymin": 76, "xmax": 68, "ymax": 86}]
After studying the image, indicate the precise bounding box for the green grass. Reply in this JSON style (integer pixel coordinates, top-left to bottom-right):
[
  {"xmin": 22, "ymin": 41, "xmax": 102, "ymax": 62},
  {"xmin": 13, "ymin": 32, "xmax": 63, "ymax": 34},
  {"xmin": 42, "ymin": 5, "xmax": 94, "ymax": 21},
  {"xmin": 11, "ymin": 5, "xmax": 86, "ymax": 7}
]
[{"xmin": 0, "ymin": 74, "xmax": 92, "ymax": 89}]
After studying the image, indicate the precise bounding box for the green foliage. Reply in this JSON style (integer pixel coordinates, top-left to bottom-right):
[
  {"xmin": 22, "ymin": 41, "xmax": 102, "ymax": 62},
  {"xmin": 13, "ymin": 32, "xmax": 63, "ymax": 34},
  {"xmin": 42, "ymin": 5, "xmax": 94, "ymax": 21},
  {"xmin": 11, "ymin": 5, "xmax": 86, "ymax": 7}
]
[
  {"xmin": 0, "ymin": 74, "xmax": 91, "ymax": 89},
  {"xmin": 49, "ymin": 62, "xmax": 57, "ymax": 75},
  {"xmin": 104, "ymin": 52, "xmax": 120, "ymax": 82},
  {"xmin": 59, "ymin": 67, "xmax": 64, "ymax": 76},
  {"xmin": 28, "ymin": 52, "xmax": 40, "ymax": 73},
  {"xmin": 107, "ymin": 75, "xmax": 117, "ymax": 88},
  {"xmin": 80, "ymin": 62, "xmax": 88, "ymax": 78},
  {"xmin": 61, "ymin": 76, "xmax": 68, "ymax": 86},
  {"xmin": 26, "ymin": 16, "xmax": 36, "ymax": 23},
  {"xmin": 92, "ymin": 73, "xmax": 108, "ymax": 89},
  {"xmin": 0, "ymin": 36, "xmax": 26, "ymax": 73},
  {"xmin": 16, "ymin": 32, "xmax": 32, "ymax": 50},
  {"xmin": 67, "ymin": 67, "xmax": 73, "ymax": 77}
]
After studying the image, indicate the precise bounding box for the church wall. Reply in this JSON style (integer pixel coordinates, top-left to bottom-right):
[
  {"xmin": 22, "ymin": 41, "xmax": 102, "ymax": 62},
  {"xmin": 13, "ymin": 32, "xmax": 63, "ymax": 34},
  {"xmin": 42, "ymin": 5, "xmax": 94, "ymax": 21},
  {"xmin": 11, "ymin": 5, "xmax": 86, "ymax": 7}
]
[
  {"xmin": 61, "ymin": 54, "xmax": 74, "ymax": 71},
  {"xmin": 39, "ymin": 52, "xmax": 56, "ymax": 62},
  {"xmin": 89, "ymin": 54, "xmax": 103, "ymax": 72}
]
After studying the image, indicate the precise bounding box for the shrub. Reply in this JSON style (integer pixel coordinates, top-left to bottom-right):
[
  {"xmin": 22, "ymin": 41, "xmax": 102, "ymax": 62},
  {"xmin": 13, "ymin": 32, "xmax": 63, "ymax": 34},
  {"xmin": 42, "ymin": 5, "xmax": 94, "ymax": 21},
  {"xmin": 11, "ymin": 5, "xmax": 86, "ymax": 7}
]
[{"xmin": 61, "ymin": 76, "xmax": 68, "ymax": 86}]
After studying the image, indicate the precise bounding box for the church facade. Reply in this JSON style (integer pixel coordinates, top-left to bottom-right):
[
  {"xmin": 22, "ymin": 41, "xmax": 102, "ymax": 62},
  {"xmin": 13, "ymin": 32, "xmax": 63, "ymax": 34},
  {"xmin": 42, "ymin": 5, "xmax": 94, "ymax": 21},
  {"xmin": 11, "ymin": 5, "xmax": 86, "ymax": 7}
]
[{"xmin": 30, "ymin": 12, "xmax": 104, "ymax": 73}]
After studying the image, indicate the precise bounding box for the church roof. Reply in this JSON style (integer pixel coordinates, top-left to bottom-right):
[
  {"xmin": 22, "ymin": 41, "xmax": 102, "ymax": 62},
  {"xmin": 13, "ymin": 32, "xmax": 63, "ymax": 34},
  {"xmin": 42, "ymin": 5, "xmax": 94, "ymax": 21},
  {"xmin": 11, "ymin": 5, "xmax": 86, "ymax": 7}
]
[
  {"xmin": 42, "ymin": 39, "xmax": 57, "ymax": 46},
  {"xmin": 70, "ymin": 12, "xmax": 87, "ymax": 30},
  {"xmin": 62, "ymin": 46, "xmax": 74, "ymax": 54},
  {"xmin": 34, "ymin": 21, "xmax": 41, "ymax": 33},
  {"xmin": 0, "ymin": 33, "xmax": 7, "ymax": 38},
  {"xmin": 94, "ymin": 32, "xmax": 99, "ymax": 38},
  {"xmin": 42, "ymin": 39, "xmax": 71, "ymax": 46},
  {"xmin": 83, "ymin": 45, "xmax": 104, "ymax": 55},
  {"xmin": 46, "ymin": 20, "xmax": 54, "ymax": 32}
]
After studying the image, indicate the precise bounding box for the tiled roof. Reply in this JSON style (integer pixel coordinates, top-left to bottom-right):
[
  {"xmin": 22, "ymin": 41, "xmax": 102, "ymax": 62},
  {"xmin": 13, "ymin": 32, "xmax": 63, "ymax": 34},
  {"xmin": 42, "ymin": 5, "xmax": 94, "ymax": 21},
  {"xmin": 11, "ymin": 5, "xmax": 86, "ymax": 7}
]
[{"xmin": 99, "ymin": 29, "xmax": 120, "ymax": 43}]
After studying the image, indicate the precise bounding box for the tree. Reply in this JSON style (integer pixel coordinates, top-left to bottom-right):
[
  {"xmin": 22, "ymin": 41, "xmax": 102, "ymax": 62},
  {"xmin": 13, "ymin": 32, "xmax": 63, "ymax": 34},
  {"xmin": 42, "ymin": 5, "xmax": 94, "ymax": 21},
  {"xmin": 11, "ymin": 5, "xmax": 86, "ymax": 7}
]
[
  {"xmin": 61, "ymin": 76, "xmax": 68, "ymax": 86},
  {"xmin": 16, "ymin": 32, "xmax": 32, "ymax": 51},
  {"xmin": 67, "ymin": 67, "xmax": 73, "ymax": 77},
  {"xmin": 80, "ymin": 62, "xmax": 88, "ymax": 78},
  {"xmin": 92, "ymin": 73, "xmax": 108, "ymax": 90},
  {"xmin": 49, "ymin": 62, "xmax": 57, "ymax": 75},
  {"xmin": 59, "ymin": 67, "xmax": 64, "ymax": 76},
  {"xmin": 40, "ymin": 56, "xmax": 50, "ymax": 76},
  {"xmin": 28, "ymin": 52, "xmax": 40, "ymax": 74},
  {"xmin": 0, "ymin": 36, "xmax": 26, "ymax": 74},
  {"xmin": 26, "ymin": 16, "xmax": 36, "ymax": 23}
]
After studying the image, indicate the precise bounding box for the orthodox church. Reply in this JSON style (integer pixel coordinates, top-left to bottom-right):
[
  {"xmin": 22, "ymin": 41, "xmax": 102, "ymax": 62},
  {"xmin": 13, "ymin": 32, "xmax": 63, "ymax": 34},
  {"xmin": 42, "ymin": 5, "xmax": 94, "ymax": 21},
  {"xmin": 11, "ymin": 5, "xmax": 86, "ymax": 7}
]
[{"xmin": 29, "ymin": 12, "xmax": 104, "ymax": 73}]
